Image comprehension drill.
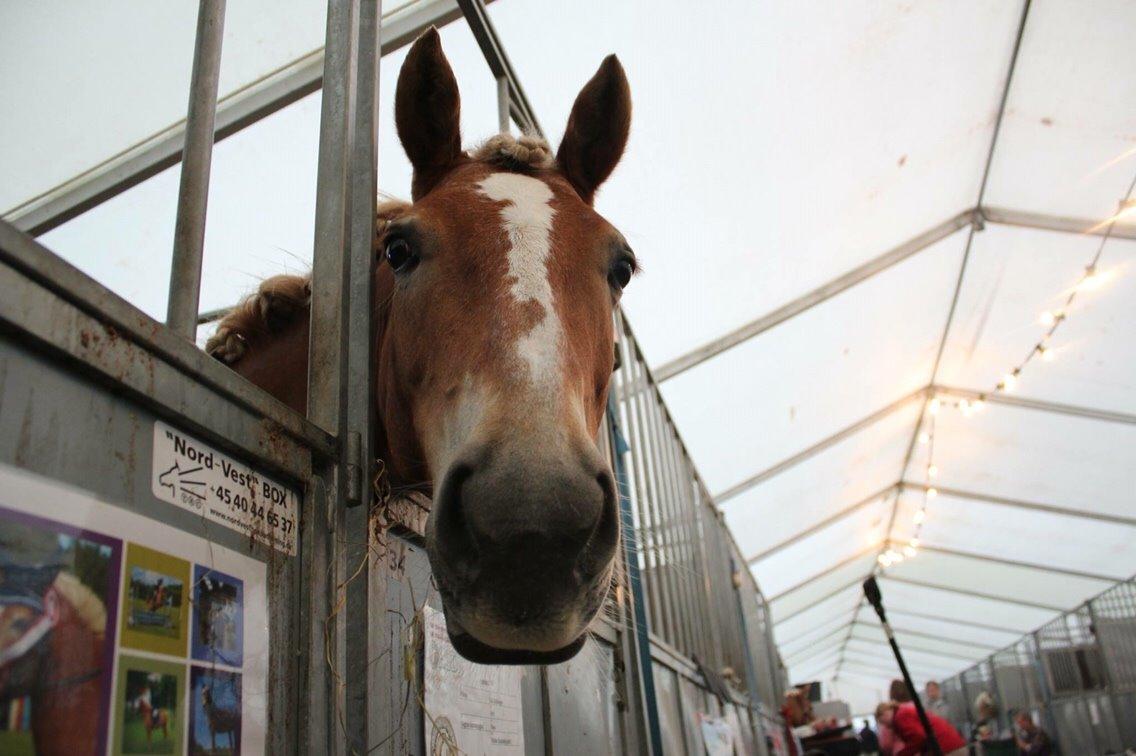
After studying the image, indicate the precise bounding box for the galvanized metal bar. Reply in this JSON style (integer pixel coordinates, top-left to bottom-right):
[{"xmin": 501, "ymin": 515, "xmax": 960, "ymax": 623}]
[
  {"xmin": 608, "ymin": 394, "xmax": 665, "ymax": 756},
  {"xmin": 0, "ymin": 220, "xmax": 334, "ymax": 462},
  {"xmin": 167, "ymin": 0, "xmax": 227, "ymax": 338},
  {"xmin": 933, "ymin": 384, "xmax": 1136, "ymax": 426},
  {"xmin": 843, "ymin": 639, "xmax": 973, "ymax": 669},
  {"xmin": 745, "ymin": 483, "xmax": 897, "ymax": 565},
  {"xmin": 657, "ymin": 399, "xmax": 705, "ymax": 658},
  {"xmin": 302, "ymin": 0, "xmax": 360, "ymax": 752},
  {"xmin": 617, "ymin": 319, "xmax": 663, "ymax": 633},
  {"xmin": 454, "ymin": 0, "xmax": 543, "ymax": 136},
  {"xmin": 716, "ymin": 388, "xmax": 925, "ymax": 503},
  {"xmin": 899, "ymin": 481, "xmax": 1136, "ymax": 527},
  {"xmin": 914, "ymin": 543, "xmax": 1123, "ymax": 582},
  {"xmin": 347, "ymin": 0, "xmax": 381, "ymax": 750},
  {"xmin": 776, "ymin": 611, "xmax": 859, "ymax": 657},
  {"xmin": 496, "ymin": 76, "xmax": 510, "ymax": 133},
  {"xmin": 639, "ymin": 365, "xmax": 684, "ymax": 650},
  {"xmin": 5, "ymin": 0, "xmax": 480, "ymax": 236},
  {"xmin": 655, "ymin": 212, "xmax": 973, "ymax": 382},
  {"xmin": 882, "ymin": 576, "xmax": 1065, "ymax": 612},
  {"xmin": 981, "ymin": 205, "xmax": 1136, "ymax": 241}
]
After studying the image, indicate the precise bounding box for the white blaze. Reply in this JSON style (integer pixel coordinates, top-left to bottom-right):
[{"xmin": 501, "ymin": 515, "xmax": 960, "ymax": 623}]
[{"xmin": 477, "ymin": 172, "xmax": 561, "ymax": 389}]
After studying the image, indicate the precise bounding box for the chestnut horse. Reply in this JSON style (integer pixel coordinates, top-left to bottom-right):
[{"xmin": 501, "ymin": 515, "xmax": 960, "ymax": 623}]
[
  {"xmin": 207, "ymin": 28, "xmax": 634, "ymax": 663},
  {"xmin": 0, "ymin": 571, "xmax": 109, "ymax": 755}
]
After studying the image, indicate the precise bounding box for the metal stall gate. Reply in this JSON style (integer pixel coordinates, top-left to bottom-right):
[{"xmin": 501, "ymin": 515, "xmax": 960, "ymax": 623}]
[
  {"xmin": 0, "ymin": 1, "xmax": 790, "ymax": 754},
  {"xmin": 937, "ymin": 576, "xmax": 1136, "ymax": 756}
]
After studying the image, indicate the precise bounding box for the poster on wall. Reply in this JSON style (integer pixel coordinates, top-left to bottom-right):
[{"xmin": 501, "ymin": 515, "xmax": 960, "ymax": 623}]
[
  {"xmin": 423, "ymin": 606, "xmax": 525, "ymax": 756},
  {"xmin": 0, "ymin": 463, "xmax": 269, "ymax": 755}
]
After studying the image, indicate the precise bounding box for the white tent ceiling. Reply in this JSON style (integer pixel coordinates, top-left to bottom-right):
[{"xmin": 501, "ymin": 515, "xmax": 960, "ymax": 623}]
[{"xmin": 3, "ymin": 0, "xmax": 1134, "ymax": 717}]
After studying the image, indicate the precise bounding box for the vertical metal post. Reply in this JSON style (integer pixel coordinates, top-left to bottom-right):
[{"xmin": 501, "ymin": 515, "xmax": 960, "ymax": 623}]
[
  {"xmin": 348, "ymin": 1, "xmax": 381, "ymax": 753},
  {"xmin": 167, "ymin": 0, "xmax": 226, "ymax": 338},
  {"xmin": 496, "ymin": 76, "xmax": 510, "ymax": 134},
  {"xmin": 608, "ymin": 393, "xmax": 664, "ymax": 756},
  {"xmin": 302, "ymin": 0, "xmax": 361, "ymax": 753}
]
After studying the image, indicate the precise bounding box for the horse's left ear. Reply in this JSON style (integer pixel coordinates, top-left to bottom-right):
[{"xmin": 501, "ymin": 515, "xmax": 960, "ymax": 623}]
[{"xmin": 556, "ymin": 55, "xmax": 631, "ymax": 205}]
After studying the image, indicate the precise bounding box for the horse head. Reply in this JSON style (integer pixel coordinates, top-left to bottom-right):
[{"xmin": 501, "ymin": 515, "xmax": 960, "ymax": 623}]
[{"xmin": 377, "ymin": 29, "xmax": 634, "ymax": 663}]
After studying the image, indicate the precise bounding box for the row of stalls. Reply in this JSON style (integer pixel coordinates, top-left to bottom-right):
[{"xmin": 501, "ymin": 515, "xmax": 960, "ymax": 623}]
[
  {"xmin": 0, "ymin": 0, "xmax": 798, "ymax": 753},
  {"xmin": 936, "ymin": 576, "xmax": 1136, "ymax": 756}
]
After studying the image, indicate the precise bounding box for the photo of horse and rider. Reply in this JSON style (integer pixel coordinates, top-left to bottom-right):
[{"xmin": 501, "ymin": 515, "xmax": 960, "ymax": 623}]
[
  {"xmin": 0, "ymin": 505, "xmax": 121, "ymax": 756},
  {"xmin": 120, "ymin": 544, "xmax": 191, "ymax": 657},
  {"xmin": 114, "ymin": 656, "xmax": 184, "ymax": 755}
]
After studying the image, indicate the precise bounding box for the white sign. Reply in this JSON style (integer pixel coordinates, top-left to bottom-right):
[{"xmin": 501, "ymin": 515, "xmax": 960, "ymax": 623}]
[
  {"xmin": 423, "ymin": 606, "xmax": 525, "ymax": 755},
  {"xmin": 699, "ymin": 714, "xmax": 736, "ymax": 756},
  {"xmin": 151, "ymin": 421, "xmax": 299, "ymax": 555}
]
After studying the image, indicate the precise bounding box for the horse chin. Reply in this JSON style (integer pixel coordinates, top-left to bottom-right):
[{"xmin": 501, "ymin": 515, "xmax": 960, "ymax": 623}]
[
  {"xmin": 446, "ymin": 626, "xmax": 587, "ymax": 665},
  {"xmin": 440, "ymin": 606, "xmax": 589, "ymax": 665}
]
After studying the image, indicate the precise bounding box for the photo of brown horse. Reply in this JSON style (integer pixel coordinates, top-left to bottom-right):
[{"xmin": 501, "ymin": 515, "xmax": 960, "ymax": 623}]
[{"xmin": 0, "ymin": 507, "xmax": 121, "ymax": 756}]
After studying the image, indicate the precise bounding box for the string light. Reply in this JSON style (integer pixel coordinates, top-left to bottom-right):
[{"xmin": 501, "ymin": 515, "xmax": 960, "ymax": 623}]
[
  {"xmin": 926, "ymin": 487, "xmax": 938, "ymax": 499},
  {"xmin": 913, "ymin": 509, "xmax": 925, "ymax": 525},
  {"xmin": 928, "ymin": 397, "xmax": 941, "ymax": 415},
  {"xmin": 990, "ymin": 177, "xmax": 1134, "ymax": 396},
  {"xmin": 918, "ymin": 431, "xmax": 931, "ymax": 445}
]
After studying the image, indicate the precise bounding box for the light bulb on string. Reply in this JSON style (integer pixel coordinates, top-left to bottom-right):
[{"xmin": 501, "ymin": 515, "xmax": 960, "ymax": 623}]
[
  {"xmin": 927, "ymin": 464, "xmax": 939, "ymax": 479},
  {"xmin": 926, "ymin": 487, "xmax": 938, "ymax": 499},
  {"xmin": 1038, "ymin": 344, "xmax": 1054, "ymax": 362},
  {"xmin": 928, "ymin": 397, "xmax": 941, "ymax": 415},
  {"xmin": 1000, "ymin": 371, "xmax": 1018, "ymax": 392},
  {"xmin": 918, "ymin": 431, "xmax": 931, "ymax": 445},
  {"xmin": 913, "ymin": 509, "xmax": 925, "ymax": 525},
  {"xmin": 972, "ymin": 396, "xmax": 985, "ymax": 413},
  {"xmin": 903, "ymin": 545, "xmax": 917, "ymax": 558},
  {"xmin": 910, "ymin": 537, "xmax": 920, "ymax": 548},
  {"xmin": 960, "ymin": 398, "xmax": 972, "ymax": 417},
  {"xmin": 1039, "ymin": 310, "xmax": 1064, "ymax": 328}
]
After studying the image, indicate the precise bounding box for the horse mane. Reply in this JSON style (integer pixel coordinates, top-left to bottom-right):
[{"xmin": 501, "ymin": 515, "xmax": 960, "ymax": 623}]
[
  {"xmin": 470, "ymin": 133, "xmax": 554, "ymax": 172},
  {"xmin": 51, "ymin": 572, "xmax": 106, "ymax": 637},
  {"xmin": 205, "ymin": 198, "xmax": 411, "ymax": 365}
]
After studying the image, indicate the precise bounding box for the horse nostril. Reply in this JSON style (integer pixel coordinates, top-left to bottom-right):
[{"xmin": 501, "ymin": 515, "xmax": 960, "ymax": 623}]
[
  {"xmin": 434, "ymin": 462, "xmax": 480, "ymax": 574},
  {"xmin": 581, "ymin": 468, "xmax": 620, "ymax": 571}
]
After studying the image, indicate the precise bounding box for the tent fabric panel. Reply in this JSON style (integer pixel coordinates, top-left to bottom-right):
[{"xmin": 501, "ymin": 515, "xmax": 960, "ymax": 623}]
[
  {"xmin": 880, "ymin": 550, "xmax": 1113, "ymax": 610},
  {"xmin": 874, "ymin": 577, "xmax": 1053, "ymax": 632},
  {"xmin": 660, "ymin": 228, "xmax": 964, "ymax": 492},
  {"xmin": 889, "ymin": 488, "xmax": 1136, "ymax": 580},
  {"xmin": 722, "ymin": 404, "xmax": 917, "ymax": 559},
  {"xmin": 762, "ymin": 547, "xmax": 880, "ymax": 619},
  {"xmin": 936, "ymin": 225, "xmax": 1136, "ymax": 415},
  {"xmin": 858, "ymin": 612, "xmax": 1021, "ymax": 651},
  {"xmin": 983, "ymin": 0, "xmax": 1136, "ymax": 223},
  {"xmin": 906, "ymin": 398, "xmax": 1136, "ymax": 519},
  {"xmin": 0, "ymin": 0, "xmax": 338, "ymax": 213}
]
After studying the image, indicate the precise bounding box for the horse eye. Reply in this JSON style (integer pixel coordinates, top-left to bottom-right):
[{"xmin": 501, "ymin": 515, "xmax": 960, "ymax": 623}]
[
  {"xmin": 609, "ymin": 259, "xmax": 634, "ymax": 290},
  {"xmin": 384, "ymin": 237, "xmax": 417, "ymax": 273}
]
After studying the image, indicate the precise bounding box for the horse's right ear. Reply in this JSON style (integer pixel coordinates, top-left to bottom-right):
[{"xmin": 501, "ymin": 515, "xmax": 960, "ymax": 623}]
[{"xmin": 396, "ymin": 28, "xmax": 464, "ymax": 199}]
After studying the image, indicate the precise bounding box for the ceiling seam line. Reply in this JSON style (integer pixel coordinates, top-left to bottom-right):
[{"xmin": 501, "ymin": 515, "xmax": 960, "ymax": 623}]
[{"xmin": 834, "ymin": 0, "xmax": 1034, "ymax": 686}]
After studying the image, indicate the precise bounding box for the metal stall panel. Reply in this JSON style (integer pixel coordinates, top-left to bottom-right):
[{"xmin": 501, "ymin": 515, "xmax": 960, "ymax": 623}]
[
  {"xmin": 653, "ymin": 661, "xmax": 689, "ymax": 755},
  {"xmin": 0, "ymin": 232, "xmax": 312, "ymax": 754},
  {"xmin": 544, "ymin": 640, "xmax": 624, "ymax": 754}
]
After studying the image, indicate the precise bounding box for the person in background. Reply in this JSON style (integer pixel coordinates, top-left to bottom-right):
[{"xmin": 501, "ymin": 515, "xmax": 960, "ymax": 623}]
[
  {"xmin": 924, "ymin": 681, "xmax": 950, "ymax": 721},
  {"xmin": 972, "ymin": 691, "xmax": 1002, "ymax": 743},
  {"xmin": 875, "ymin": 704, "xmax": 904, "ymax": 756},
  {"xmin": 882, "ymin": 680, "xmax": 968, "ymax": 756},
  {"xmin": 1013, "ymin": 711, "xmax": 1053, "ymax": 756},
  {"xmin": 858, "ymin": 718, "xmax": 880, "ymax": 754}
]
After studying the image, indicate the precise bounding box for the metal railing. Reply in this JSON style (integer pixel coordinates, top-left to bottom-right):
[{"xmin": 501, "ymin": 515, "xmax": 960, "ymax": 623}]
[
  {"xmin": 937, "ymin": 576, "xmax": 1136, "ymax": 755},
  {"xmin": 611, "ymin": 310, "xmax": 788, "ymax": 749}
]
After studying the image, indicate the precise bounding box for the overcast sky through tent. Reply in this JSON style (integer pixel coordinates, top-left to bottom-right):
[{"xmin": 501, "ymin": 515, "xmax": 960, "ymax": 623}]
[{"xmin": 2, "ymin": 0, "xmax": 1135, "ymax": 717}]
